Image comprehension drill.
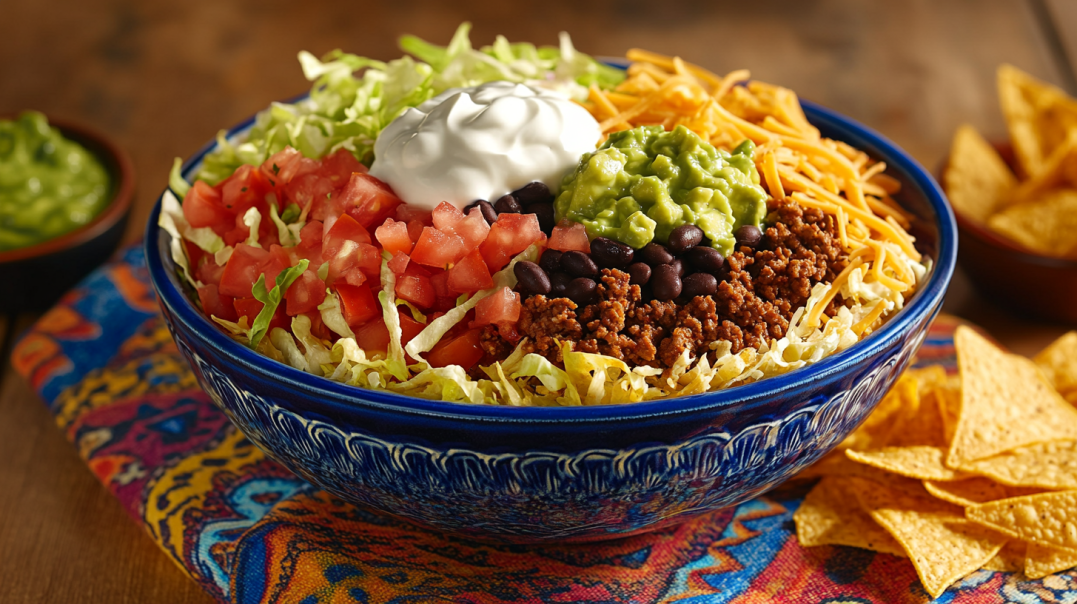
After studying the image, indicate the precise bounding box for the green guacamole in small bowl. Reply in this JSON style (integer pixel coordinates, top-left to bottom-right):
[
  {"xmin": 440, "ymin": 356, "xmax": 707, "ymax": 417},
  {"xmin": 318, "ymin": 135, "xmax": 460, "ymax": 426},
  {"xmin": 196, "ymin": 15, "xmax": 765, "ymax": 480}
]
[{"xmin": 0, "ymin": 111, "xmax": 111, "ymax": 252}]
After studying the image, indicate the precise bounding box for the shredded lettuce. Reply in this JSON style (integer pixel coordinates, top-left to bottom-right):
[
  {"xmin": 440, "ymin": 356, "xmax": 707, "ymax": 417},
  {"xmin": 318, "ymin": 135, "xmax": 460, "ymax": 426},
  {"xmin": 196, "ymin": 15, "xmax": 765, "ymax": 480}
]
[
  {"xmin": 378, "ymin": 258, "xmax": 408, "ymax": 380},
  {"xmin": 242, "ymin": 207, "xmax": 263, "ymax": 248},
  {"xmin": 317, "ymin": 289, "xmax": 354, "ymax": 339},
  {"xmin": 195, "ymin": 23, "xmax": 621, "ymax": 184},
  {"xmin": 169, "ymin": 158, "xmax": 190, "ymax": 198},
  {"xmin": 249, "ymin": 259, "xmax": 308, "ymax": 349}
]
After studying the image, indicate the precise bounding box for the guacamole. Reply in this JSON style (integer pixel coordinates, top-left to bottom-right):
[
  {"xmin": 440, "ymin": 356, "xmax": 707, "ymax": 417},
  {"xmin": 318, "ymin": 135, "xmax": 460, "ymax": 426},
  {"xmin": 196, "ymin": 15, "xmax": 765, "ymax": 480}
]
[
  {"xmin": 0, "ymin": 111, "xmax": 110, "ymax": 252},
  {"xmin": 554, "ymin": 125, "xmax": 768, "ymax": 256}
]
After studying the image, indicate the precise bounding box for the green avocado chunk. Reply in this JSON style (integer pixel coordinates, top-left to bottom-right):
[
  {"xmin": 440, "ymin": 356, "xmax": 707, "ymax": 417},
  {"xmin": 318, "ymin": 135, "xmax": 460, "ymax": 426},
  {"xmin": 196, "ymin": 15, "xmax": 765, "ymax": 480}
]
[
  {"xmin": 554, "ymin": 125, "xmax": 768, "ymax": 256},
  {"xmin": 0, "ymin": 111, "xmax": 110, "ymax": 252}
]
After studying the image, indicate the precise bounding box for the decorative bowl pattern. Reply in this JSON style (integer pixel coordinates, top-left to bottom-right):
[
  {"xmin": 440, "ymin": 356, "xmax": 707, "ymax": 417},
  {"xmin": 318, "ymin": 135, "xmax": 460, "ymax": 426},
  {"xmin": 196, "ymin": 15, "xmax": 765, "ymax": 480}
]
[{"xmin": 146, "ymin": 99, "xmax": 956, "ymax": 541}]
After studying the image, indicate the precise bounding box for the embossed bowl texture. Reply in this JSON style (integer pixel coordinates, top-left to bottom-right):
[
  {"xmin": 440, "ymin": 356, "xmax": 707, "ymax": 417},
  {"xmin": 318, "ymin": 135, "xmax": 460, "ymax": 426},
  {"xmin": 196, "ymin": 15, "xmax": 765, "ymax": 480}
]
[{"xmin": 146, "ymin": 99, "xmax": 956, "ymax": 542}]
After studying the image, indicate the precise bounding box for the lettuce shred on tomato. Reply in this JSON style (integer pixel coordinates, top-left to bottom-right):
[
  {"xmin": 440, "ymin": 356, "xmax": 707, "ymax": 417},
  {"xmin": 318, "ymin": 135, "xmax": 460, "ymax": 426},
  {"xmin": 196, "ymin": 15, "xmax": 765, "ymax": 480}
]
[{"xmin": 195, "ymin": 22, "xmax": 624, "ymax": 185}]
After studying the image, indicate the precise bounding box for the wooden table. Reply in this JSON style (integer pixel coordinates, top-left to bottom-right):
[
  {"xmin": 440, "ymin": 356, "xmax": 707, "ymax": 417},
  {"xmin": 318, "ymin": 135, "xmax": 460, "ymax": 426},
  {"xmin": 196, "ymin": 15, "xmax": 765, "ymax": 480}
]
[{"xmin": 1, "ymin": 1, "xmax": 1075, "ymax": 601}]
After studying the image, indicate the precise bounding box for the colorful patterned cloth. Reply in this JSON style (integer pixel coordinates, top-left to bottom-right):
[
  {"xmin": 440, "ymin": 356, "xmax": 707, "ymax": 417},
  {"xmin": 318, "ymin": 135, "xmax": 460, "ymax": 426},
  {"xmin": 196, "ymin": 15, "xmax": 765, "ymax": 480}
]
[{"xmin": 11, "ymin": 244, "xmax": 1077, "ymax": 604}]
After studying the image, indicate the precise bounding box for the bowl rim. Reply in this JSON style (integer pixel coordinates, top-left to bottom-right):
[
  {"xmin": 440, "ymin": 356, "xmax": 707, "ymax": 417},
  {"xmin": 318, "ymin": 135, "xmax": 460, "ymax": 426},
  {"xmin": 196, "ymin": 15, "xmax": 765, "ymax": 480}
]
[
  {"xmin": 0, "ymin": 114, "xmax": 136, "ymax": 264},
  {"xmin": 145, "ymin": 97, "xmax": 957, "ymax": 424}
]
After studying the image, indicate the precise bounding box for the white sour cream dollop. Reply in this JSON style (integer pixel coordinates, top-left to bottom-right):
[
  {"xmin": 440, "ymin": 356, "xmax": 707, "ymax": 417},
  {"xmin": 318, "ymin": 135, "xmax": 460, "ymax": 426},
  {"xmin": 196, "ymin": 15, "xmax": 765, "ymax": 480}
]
[{"xmin": 369, "ymin": 81, "xmax": 601, "ymax": 211}]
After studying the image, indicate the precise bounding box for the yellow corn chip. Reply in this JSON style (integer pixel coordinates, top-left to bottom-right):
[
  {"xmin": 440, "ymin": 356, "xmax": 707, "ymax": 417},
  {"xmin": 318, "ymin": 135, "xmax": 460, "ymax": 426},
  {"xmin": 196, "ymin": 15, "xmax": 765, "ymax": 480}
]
[
  {"xmin": 959, "ymin": 440, "xmax": 1077, "ymax": 489},
  {"xmin": 983, "ymin": 540, "xmax": 1027, "ymax": 573},
  {"xmin": 944, "ymin": 124, "xmax": 1017, "ymax": 222},
  {"xmin": 1025, "ymin": 542, "xmax": 1077, "ymax": 579},
  {"xmin": 851, "ymin": 477, "xmax": 1009, "ymax": 598},
  {"xmin": 848, "ymin": 447, "xmax": 968, "ymax": 481},
  {"xmin": 796, "ymin": 451, "xmax": 929, "ymax": 496},
  {"xmin": 924, "ymin": 477, "xmax": 1012, "ymax": 507},
  {"xmin": 887, "ymin": 370, "xmax": 949, "ymax": 448},
  {"xmin": 838, "ymin": 373, "xmax": 920, "ymax": 451},
  {"xmin": 947, "ymin": 326, "xmax": 1077, "ymax": 467},
  {"xmin": 1035, "ymin": 331, "xmax": 1077, "ymax": 403},
  {"xmin": 966, "ymin": 490, "xmax": 1077, "ymax": 550},
  {"xmin": 998, "ymin": 64, "xmax": 1077, "ymax": 178},
  {"xmin": 988, "ymin": 188, "xmax": 1077, "ymax": 258},
  {"xmin": 934, "ymin": 381, "xmax": 962, "ymax": 447},
  {"xmin": 794, "ymin": 476, "xmax": 906, "ymax": 557}
]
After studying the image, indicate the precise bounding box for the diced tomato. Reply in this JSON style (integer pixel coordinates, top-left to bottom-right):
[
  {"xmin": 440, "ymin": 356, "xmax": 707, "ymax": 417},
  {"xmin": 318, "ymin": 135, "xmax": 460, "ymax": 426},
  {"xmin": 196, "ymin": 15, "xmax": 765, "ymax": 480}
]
[
  {"xmin": 429, "ymin": 270, "xmax": 452, "ymax": 298},
  {"xmin": 336, "ymin": 283, "xmax": 380, "ymax": 329},
  {"xmin": 337, "ymin": 173, "xmax": 403, "ymax": 228},
  {"xmin": 321, "ymin": 213, "xmax": 372, "ymax": 262},
  {"xmin": 548, "ymin": 219, "xmax": 590, "ymax": 253},
  {"xmin": 220, "ymin": 164, "xmax": 270, "ymax": 215},
  {"xmin": 498, "ymin": 321, "xmax": 521, "ymax": 343},
  {"xmin": 354, "ymin": 318, "xmax": 391, "ymax": 354},
  {"xmin": 453, "ymin": 208, "xmax": 491, "ymax": 251},
  {"xmin": 447, "ymin": 250, "xmax": 493, "ymax": 293},
  {"xmin": 260, "ymin": 147, "xmax": 318, "ymax": 186},
  {"xmin": 431, "ymin": 201, "xmax": 465, "ymax": 231},
  {"xmin": 471, "ymin": 286, "xmax": 521, "ymax": 327},
  {"xmin": 295, "ymin": 220, "xmax": 324, "ymax": 263},
  {"xmin": 351, "ymin": 313, "xmax": 424, "ymax": 358},
  {"xmin": 258, "ymin": 255, "xmax": 288, "ymax": 291},
  {"xmin": 395, "ymin": 263, "xmax": 436, "ymax": 309},
  {"xmin": 195, "ymin": 255, "xmax": 225, "ymax": 286},
  {"xmin": 197, "ymin": 284, "xmax": 237, "ymax": 322},
  {"xmin": 284, "ymin": 269, "xmax": 326, "ymax": 316},
  {"xmin": 387, "ymin": 251, "xmax": 410, "ymax": 275},
  {"xmin": 427, "ymin": 328, "xmax": 484, "ymax": 370},
  {"xmin": 479, "ymin": 213, "xmax": 544, "ymax": 272},
  {"xmin": 375, "ymin": 218, "xmax": 414, "ymax": 255},
  {"xmin": 394, "ymin": 204, "xmax": 432, "ymax": 226},
  {"xmin": 318, "ymin": 147, "xmax": 368, "ymax": 188},
  {"xmin": 268, "ymin": 243, "xmax": 296, "ymax": 269},
  {"xmin": 411, "ymin": 227, "xmax": 468, "ymax": 269},
  {"xmin": 219, "ymin": 244, "xmax": 270, "ymax": 298},
  {"xmin": 406, "ymin": 219, "xmax": 424, "ymax": 244},
  {"xmin": 355, "ymin": 243, "xmax": 382, "ymax": 279},
  {"xmin": 285, "ymin": 173, "xmax": 335, "ymax": 217},
  {"xmin": 183, "ymin": 181, "xmax": 233, "ymax": 235}
]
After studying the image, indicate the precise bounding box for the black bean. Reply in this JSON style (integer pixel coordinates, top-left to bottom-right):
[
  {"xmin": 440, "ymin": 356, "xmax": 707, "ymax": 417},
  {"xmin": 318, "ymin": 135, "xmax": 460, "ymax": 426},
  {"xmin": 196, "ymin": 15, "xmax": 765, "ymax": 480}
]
[
  {"xmin": 476, "ymin": 200, "xmax": 499, "ymax": 224},
  {"xmin": 627, "ymin": 262, "xmax": 651, "ymax": 285},
  {"xmin": 539, "ymin": 249, "xmax": 563, "ymax": 274},
  {"xmin": 681, "ymin": 272, "xmax": 718, "ymax": 298},
  {"xmin": 735, "ymin": 224, "xmax": 763, "ymax": 249},
  {"xmin": 512, "ymin": 181, "xmax": 553, "ymax": 204},
  {"xmin": 514, "ymin": 261, "xmax": 550, "ymax": 296},
  {"xmin": 526, "ymin": 202, "xmax": 556, "ymax": 235},
  {"xmin": 638, "ymin": 242, "xmax": 674, "ymax": 265},
  {"xmin": 549, "ymin": 271, "xmax": 571, "ymax": 296},
  {"xmin": 651, "ymin": 264, "xmax": 682, "ymax": 301},
  {"xmin": 685, "ymin": 245, "xmax": 725, "ymax": 274},
  {"xmin": 560, "ymin": 250, "xmax": 598, "ymax": 278},
  {"xmin": 589, "ymin": 237, "xmax": 635, "ymax": 268},
  {"xmin": 667, "ymin": 224, "xmax": 704, "ymax": 254},
  {"xmin": 494, "ymin": 194, "xmax": 522, "ymax": 215},
  {"xmin": 565, "ymin": 277, "xmax": 597, "ymax": 306},
  {"xmin": 669, "ymin": 258, "xmax": 686, "ymax": 278}
]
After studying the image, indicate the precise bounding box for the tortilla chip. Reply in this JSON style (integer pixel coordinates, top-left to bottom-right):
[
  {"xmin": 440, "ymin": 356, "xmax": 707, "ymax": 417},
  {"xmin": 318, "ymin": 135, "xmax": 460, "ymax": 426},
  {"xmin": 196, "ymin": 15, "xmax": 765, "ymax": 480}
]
[
  {"xmin": 1035, "ymin": 331, "xmax": 1077, "ymax": 403},
  {"xmin": 947, "ymin": 326, "xmax": 1077, "ymax": 467},
  {"xmin": 797, "ymin": 451, "xmax": 929, "ymax": 496},
  {"xmin": 966, "ymin": 490, "xmax": 1077, "ymax": 550},
  {"xmin": 944, "ymin": 124, "xmax": 1017, "ymax": 222},
  {"xmin": 983, "ymin": 540, "xmax": 1027, "ymax": 573},
  {"xmin": 959, "ymin": 440, "xmax": 1077, "ymax": 489},
  {"xmin": 851, "ymin": 477, "xmax": 1009, "ymax": 598},
  {"xmin": 924, "ymin": 477, "xmax": 1012, "ymax": 507},
  {"xmin": 998, "ymin": 64, "xmax": 1077, "ymax": 178},
  {"xmin": 887, "ymin": 373, "xmax": 948, "ymax": 448},
  {"xmin": 848, "ymin": 447, "xmax": 968, "ymax": 481},
  {"xmin": 839, "ymin": 372, "xmax": 920, "ymax": 451},
  {"xmin": 987, "ymin": 188, "xmax": 1077, "ymax": 258},
  {"xmin": 794, "ymin": 476, "xmax": 906, "ymax": 557},
  {"xmin": 1025, "ymin": 542, "xmax": 1077, "ymax": 579},
  {"xmin": 934, "ymin": 381, "xmax": 962, "ymax": 446}
]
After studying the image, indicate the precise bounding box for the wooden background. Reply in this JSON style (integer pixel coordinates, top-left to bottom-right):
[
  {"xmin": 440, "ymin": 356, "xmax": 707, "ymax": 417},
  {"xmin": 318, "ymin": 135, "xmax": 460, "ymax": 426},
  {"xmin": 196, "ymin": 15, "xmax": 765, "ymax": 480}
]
[{"xmin": 1, "ymin": 0, "xmax": 1075, "ymax": 601}]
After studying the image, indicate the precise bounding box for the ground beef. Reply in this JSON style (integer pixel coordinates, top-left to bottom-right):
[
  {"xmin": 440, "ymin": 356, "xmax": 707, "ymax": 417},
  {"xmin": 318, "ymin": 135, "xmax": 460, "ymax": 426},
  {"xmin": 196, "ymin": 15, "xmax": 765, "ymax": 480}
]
[{"xmin": 481, "ymin": 197, "xmax": 848, "ymax": 370}]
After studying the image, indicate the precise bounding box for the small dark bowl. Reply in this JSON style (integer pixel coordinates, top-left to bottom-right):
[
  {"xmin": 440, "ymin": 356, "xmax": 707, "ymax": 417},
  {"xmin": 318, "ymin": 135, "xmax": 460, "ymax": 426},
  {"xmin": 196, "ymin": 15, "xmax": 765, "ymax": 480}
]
[
  {"xmin": 0, "ymin": 116, "xmax": 135, "ymax": 312},
  {"xmin": 947, "ymin": 143, "xmax": 1077, "ymax": 324}
]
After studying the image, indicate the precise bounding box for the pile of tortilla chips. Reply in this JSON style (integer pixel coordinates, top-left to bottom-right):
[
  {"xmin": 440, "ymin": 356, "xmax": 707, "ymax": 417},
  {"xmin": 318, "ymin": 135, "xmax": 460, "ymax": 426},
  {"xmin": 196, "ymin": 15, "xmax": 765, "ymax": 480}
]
[
  {"xmin": 793, "ymin": 325, "xmax": 1077, "ymax": 597},
  {"xmin": 944, "ymin": 65, "xmax": 1077, "ymax": 259}
]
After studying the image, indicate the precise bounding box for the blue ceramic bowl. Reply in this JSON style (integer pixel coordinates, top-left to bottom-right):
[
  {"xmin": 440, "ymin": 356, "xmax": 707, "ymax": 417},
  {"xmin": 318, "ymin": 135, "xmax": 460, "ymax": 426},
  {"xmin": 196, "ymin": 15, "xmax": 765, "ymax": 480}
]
[{"xmin": 146, "ymin": 99, "xmax": 956, "ymax": 542}]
